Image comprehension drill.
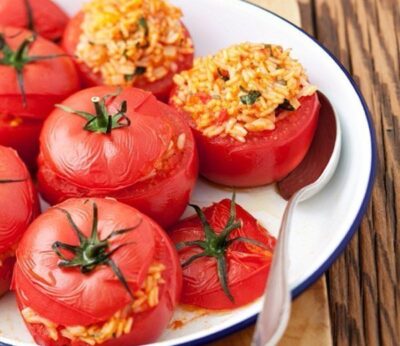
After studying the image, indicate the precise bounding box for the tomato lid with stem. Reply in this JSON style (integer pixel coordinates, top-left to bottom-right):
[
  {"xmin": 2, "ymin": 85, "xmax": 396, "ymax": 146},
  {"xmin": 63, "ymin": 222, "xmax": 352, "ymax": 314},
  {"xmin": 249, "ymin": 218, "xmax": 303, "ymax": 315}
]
[{"xmin": 40, "ymin": 87, "xmax": 177, "ymax": 191}]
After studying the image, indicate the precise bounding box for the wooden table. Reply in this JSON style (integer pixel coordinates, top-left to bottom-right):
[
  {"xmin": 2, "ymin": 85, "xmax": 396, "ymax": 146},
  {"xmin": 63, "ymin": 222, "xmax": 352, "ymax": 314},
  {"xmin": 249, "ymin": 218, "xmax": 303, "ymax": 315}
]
[{"xmin": 209, "ymin": 0, "xmax": 400, "ymax": 345}]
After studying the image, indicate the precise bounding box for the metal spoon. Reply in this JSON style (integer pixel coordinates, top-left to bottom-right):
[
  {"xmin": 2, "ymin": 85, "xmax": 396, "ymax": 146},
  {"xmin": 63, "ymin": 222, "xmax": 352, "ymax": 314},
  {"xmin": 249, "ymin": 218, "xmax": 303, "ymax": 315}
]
[{"xmin": 252, "ymin": 92, "xmax": 342, "ymax": 346}]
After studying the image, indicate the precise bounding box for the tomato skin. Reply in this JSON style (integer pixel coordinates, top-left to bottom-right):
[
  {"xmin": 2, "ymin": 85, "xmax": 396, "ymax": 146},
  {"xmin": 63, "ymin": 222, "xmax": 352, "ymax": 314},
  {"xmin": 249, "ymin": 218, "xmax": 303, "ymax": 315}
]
[
  {"xmin": 0, "ymin": 27, "xmax": 79, "ymax": 169},
  {"xmin": 170, "ymin": 93, "xmax": 320, "ymax": 187},
  {"xmin": 0, "ymin": 146, "xmax": 39, "ymax": 252},
  {"xmin": 38, "ymin": 87, "xmax": 198, "ymax": 228},
  {"xmin": 0, "ymin": 256, "xmax": 15, "ymax": 298},
  {"xmin": 169, "ymin": 199, "xmax": 276, "ymax": 309},
  {"xmin": 0, "ymin": 115, "xmax": 42, "ymax": 171},
  {"xmin": 0, "ymin": 27, "xmax": 80, "ymax": 120},
  {"xmin": 62, "ymin": 12, "xmax": 194, "ymax": 102},
  {"xmin": 37, "ymin": 140, "xmax": 198, "ymax": 228},
  {"xmin": 0, "ymin": 146, "xmax": 39, "ymax": 296},
  {"xmin": 13, "ymin": 198, "xmax": 181, "ymax": 346},
  {"xmin": 0, "ymin": 0, "xmax": 68, "ymax": 41}
]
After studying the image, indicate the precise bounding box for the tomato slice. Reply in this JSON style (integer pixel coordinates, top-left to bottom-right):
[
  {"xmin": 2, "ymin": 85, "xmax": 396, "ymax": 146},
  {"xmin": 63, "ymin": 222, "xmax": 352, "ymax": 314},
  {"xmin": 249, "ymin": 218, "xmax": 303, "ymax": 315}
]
[
  {"xmin": 0, "ymin": 0, "xmax": 68, "ymax": 41},
  {"xmin": 13, "ymin": 197, "xmax": 181, "ymax": 345},
  {"xmin": 62, "ymin": 12, "xmax": 194, "ymax": 102},
  {"xmin": 170, "ymin": 93, "xmax": 320, "ymax": 187},
  {"xmin": 169, "ymin": 198, "xmax": 276, "ymax": 309},
  {"xmin": 0, "ymin": 27, "xmax": 80, "ymax": 120},
  {"xmin": 0, "ymin": 115, "xmax": 42, "ymax": 171},
  {"xmin": 38, "ymin": 87, "xmax": 198, "ymax": 228}
]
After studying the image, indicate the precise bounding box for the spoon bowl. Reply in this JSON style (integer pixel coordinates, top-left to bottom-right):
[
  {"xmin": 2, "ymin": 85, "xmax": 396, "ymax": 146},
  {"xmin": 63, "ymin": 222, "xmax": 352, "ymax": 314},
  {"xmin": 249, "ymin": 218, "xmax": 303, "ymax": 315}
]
[{"xmin": 252, "ymin": 91, "xmax": 342, "ymax": 346}]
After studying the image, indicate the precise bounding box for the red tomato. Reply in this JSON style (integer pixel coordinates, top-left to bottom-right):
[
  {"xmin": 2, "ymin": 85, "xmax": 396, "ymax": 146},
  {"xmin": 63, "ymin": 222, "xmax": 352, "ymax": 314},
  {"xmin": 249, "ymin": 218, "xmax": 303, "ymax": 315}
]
[
  {"xmin": 170, "ymin": 93, "xmax": 321, "ymax": 187},
  {"xmin": 0, "ymin": 27, "xmax": 80, "ymax": 120},
  {"xmin": 0, "ymin": 0, "xmax": 68, "ymax": 41},
  {"xmin": 0, "ymin": 27, "xmax": 80, "ymax": 169},
  {"xmin": 38, "ymin": 87, "xmax": 198, "ymax": 228},
  {"xmin": 13, "ymin": 197, "xmax": 181, "ymax": 346},
  {"xmin": 0, "ymin": 115, "xmax": 42, "ymax": 171},
  {"xmin": 62, "ymin": 12, "xmax": 194, "ymax": 101},
  {"xmin": 0, "ymin": 145, "xmax": 39, "ymax": 297},
  {"xmin": 0, "ymin": 256, "xmax": 15, "ymax": 298},
  {"xmin": 169, "ymin": 196, "xmax": 276, "ymax": 309}
]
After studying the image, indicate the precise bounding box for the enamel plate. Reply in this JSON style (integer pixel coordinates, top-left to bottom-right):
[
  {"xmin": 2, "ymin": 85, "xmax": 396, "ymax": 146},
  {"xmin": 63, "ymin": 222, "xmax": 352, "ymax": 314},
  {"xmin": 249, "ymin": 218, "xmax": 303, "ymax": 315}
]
[{"xmin": 0, "ymin": 0, "xmax": 376, "ymax": 345}]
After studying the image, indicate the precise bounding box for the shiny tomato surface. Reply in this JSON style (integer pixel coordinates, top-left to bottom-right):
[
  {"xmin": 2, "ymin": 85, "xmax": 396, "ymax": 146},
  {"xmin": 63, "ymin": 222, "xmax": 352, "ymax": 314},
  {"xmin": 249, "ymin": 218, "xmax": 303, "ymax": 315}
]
[
  {"xmin": 0, "ymin": 256, "xmax": 15, "ymax": 298},
  {"xmin": 170, "ymin": 93, "xmax": 320, "ymax": 187},
  {"xmin": 169, "ymin": 198, "xmax": 276, "ymax": 309},
  {"xmin": 13, "ymin": 198, "xmax": 181, "ymax": 346},
  {"xmin": 0, "ymin": 27, "xmax": 80, "ymax": 120},
  {"xmin": 38, "ymin": 87, "xmax": 198, "ymax": 227},
  {"xmin": 0, "ymin": 0, "xmax": 68, "ymax": 41},
  {"xmin": 62, "ymin": 12, "xmax": 194, "ymax": 101},
  {"xmin": 0, "ymin": 27, "xmax": 79, "ymax": 169},
  {"xmin": 0, "ymin": 115, "xmax": 42, "ymax": 171},
  {"xmin": 0, "ymin": 146, "xmax": 39, "ymax": 296}
]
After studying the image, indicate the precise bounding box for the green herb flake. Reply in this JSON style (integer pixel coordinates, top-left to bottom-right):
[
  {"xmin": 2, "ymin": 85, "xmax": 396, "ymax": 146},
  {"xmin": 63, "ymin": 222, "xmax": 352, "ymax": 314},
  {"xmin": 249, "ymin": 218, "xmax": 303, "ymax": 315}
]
[
  {"xmin": 124, "ymin": 66, "xmax": 146, "ymax": 82},
  {"xmin": 138, "ymin": 17, "xmax": 149, "ymax": 35},
  {"xmin": 240, "ymin": 90, "xmax": 262, "ymax": 105},
  {"xmin": 278, "ymin": 99, "xmax": 295, "ymax": 111}
]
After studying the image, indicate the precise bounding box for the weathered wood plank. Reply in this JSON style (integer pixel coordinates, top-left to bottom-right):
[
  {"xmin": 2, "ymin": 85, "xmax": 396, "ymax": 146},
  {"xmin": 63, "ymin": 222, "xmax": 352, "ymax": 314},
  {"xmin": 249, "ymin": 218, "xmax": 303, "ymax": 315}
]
[
  {"xmin": 208, "ymin": 279, "xmax": 332, "ymax": 346},
  {"xmin": 313, "ymin": 0, "xmax": 400, "ymax": 345}
]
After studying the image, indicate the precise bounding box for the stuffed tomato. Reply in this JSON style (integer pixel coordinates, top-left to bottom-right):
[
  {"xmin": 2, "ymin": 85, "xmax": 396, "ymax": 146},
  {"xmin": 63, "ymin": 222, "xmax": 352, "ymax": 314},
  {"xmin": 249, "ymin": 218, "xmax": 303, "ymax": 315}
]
[
  {"xmin": 38, "ymin": 86, "xmax": 198, "ymax": 228},
  {"xmin": 169, "ymin": 193, "xmax": 276, "ymax": 309},
  {"xmin": 0, "ymin": 27, "xmax": 79, "ymax": 170},
  {"xmin": 0, "ymin": 0, "xmax": 68, "ymax": 41},
  {"xmin": 170, "ymin": 42, "xmax": 320, "ymax": 187},
  {"xmin": 62, "ymin": 0, "xmax": 194, "ymax": 101},
  {"xmin": 0, "ymin": 145, "xmax": 39, "ymax": 297},
  {"xmin": 13, "ymin": 197, "xmax": 181, "ymax": 346}
]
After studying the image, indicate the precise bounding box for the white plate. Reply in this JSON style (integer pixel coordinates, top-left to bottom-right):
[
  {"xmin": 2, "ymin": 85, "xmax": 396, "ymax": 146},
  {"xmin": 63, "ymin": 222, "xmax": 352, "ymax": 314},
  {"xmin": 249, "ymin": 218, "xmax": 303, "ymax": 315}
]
[{"xmin": 0, "ymin": 0, "xmax": 376, "ymax": 345}]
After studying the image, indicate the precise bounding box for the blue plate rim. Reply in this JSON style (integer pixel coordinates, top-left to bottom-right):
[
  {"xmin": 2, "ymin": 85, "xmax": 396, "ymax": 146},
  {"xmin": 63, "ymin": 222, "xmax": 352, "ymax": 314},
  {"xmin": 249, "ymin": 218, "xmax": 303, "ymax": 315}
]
[
  {"xmin": 0, "ymin": 1, "xmax": 377, "ymax": 346},
  {"xmin": 173, "ymin": 0, "xmax": 377, "ymax": 345}
]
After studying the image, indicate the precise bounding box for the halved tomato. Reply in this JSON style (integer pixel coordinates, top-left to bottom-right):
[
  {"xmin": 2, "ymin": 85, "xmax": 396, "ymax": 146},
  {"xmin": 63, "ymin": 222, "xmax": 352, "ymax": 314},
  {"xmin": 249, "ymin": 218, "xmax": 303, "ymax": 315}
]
[
  {"xmin": 0, "ymin": 145, "xmax": 39, "ymax": 297},
  {"xmin": 38, "ymin": 87, "xmax": 198, "ymax": 227},
  {"xmin": 0, "ymin": 27, "xmax": 80, "ymax": 169},
  {"xmin": 13, "ymin": 197, "xmax": 181, "ymax": 346},
  {"xmin": 62, "ymin": 12, "xmax": 194, "ymax": 101},
  {"xmin": 169, "ymin": 194, "xmax": 276, "ymax": 309},
  {"xmin": 170, "ymin": 93, "xmax": 320, "ymax": 187}
]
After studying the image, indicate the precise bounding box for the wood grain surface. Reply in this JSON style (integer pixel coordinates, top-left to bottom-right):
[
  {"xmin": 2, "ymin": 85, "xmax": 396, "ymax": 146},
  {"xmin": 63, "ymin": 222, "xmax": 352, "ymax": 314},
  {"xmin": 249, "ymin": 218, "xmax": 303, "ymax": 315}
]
[{"xmin": 208, "ymin": 0, "xmax": 400, "ymax": 345}]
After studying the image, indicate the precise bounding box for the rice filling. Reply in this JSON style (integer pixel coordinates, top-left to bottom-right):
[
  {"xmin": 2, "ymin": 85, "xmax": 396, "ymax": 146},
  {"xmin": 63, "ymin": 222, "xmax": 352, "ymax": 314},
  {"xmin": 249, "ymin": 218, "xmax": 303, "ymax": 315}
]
[
  {"xmin": 171, "ymin": 42, "xmax": 317, "ymax": 142},
  {"xmin": 21, "ymin": 263, "xmax": 165, "ymax": 345}
]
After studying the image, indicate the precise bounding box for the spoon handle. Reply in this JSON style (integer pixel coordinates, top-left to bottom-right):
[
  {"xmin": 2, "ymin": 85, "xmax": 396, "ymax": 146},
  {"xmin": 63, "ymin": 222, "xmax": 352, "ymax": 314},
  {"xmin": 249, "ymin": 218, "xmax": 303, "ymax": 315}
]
[{"xmin": 252, "ymin": 189, "xmax": 304, "ymax": 346}]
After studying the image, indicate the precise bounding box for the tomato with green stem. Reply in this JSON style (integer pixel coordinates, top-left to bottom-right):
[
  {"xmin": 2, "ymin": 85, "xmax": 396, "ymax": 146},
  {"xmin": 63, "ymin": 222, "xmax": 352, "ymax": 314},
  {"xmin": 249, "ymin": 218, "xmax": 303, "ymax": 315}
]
[
  {"xmin": 0, "ymin": 0, "xmax": 69, "ymax": 41},
  {"xmin": 13, "ymin": 197, "xmax": 181, "ymax": 346},
  {"xmin": 0, "ymin": 145, "xmax": 39, "ymax": 297},
  {"xmin": 169, "ymin": 193, "xmax": 276, "ymax": 309},
  {"xmin": 38, "ymin": 86, "xmax": 198, "ymax": 228},
  {"xmin": 0, "ymin": 27, "xmax": 79, "ymax": 170}
]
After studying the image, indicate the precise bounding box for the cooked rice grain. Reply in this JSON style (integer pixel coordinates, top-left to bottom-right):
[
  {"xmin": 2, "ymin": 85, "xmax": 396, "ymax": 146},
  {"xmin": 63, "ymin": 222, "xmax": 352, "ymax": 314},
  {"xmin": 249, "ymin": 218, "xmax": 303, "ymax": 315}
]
[
  {"xmin": 76, "ymin": 0, "xmax": 193, "ymax": 86},
  {"xmin": 171, "ymin": 42, "xmax": 317, "ymax": 141},
  {"xmin": 22, "ymin": 263, "xmax": 165, "ymax": 345}
]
